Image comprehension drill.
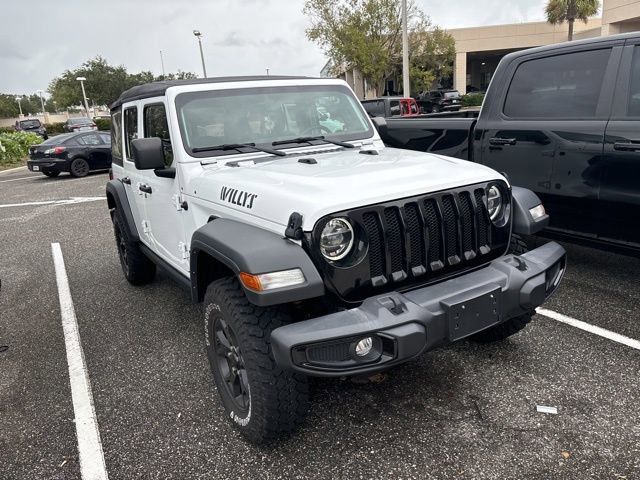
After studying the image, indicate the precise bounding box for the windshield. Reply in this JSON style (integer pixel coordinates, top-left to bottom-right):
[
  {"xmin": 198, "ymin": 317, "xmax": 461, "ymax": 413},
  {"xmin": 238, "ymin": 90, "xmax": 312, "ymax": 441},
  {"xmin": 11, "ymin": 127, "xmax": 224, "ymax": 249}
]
[
  {"xmin": 20, "ymin": 120, "xmax": 41, "ymax": 128},
  {"xmin": 175, "ymin": 84, "xmax": 373, "ymax": 157},
  {"xmin": 69, "ymin": 118, "xmax": 91, "ymax": 125}
]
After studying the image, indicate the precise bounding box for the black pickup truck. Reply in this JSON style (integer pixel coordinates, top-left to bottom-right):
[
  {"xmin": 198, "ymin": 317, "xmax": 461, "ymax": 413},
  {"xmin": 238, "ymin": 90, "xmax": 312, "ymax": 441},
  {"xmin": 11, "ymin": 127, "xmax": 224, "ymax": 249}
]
[{"xmin": 377, "ymin": 32, "xmax": 640, "ymax": 256}]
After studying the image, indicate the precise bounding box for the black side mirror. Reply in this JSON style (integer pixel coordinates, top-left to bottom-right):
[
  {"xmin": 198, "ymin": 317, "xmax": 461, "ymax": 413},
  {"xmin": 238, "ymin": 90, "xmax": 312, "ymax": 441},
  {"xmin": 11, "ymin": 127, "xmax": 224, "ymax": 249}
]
[
  {"xmin": 131, "ymin": 137, "xmax": 165, "ymax": 170},
  {"xmin": 371, "ymin": 116, "xmax": 388, "ymax": 137}
]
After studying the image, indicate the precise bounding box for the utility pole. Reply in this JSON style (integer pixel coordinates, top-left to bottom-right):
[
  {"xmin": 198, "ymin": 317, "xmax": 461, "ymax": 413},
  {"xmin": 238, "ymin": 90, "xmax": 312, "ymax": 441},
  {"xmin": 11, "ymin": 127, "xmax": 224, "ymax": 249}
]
[
  {"xmin": 266, "ymin": 68, "xmax": 270, "ymax": 76},
  {"xmin": 402, "ymin": 0, "xmax": 410, "ymax": 98},
  {"xmin": 37, "ymin": 90, "xmax": 46, "ymax": 115},
  {"xmin": 160, "ymin": 50, "xmax": 166, "ymax": 77},
  {"xmin": 16, "ymin": 96, "xmax": 23, "ymax": 116},
  {"xmin": 76, "ymin": 77, "xmax": 90, "ymax": 118},
  {"xmin": 193, "ymin": 30, "xmax": 207, "ymax": 78}
]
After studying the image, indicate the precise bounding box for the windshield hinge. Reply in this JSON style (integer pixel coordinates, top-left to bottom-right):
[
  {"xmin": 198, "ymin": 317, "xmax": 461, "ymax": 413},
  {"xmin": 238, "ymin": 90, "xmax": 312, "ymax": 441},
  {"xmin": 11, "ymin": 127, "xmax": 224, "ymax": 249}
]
[
  {"xmin": 178, "ymin": 242, "xmax": 190, "ymax": 260},
  {"xmin": 141, "ymin": 220, "xmax": 151, "ymax": 234},
  {"xmin": 173, "ymin": 194, "xmax": 188, "ymax": 211}
]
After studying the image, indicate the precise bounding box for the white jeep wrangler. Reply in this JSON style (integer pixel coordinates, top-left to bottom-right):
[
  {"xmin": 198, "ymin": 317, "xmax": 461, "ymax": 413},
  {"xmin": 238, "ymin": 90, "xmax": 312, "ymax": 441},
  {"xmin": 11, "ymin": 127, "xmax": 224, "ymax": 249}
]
[{"xmin": 106, "ymin": 76, "xmax": 566, "ymax": 444}]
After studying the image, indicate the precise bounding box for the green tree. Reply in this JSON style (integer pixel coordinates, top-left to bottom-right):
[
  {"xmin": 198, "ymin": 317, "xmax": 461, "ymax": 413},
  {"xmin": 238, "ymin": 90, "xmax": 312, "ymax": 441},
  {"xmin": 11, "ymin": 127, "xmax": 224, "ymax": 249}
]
[
  {"xmin": 304, "ymin": 0, "xmax": 454, "ymax": 97},
  {"xmin": 545, "ymin": 0, "xmax": 600, "ymax": 41},
  {"xmin": 408, "ymin": 26, "xmax": 456, "ymax": 94}
]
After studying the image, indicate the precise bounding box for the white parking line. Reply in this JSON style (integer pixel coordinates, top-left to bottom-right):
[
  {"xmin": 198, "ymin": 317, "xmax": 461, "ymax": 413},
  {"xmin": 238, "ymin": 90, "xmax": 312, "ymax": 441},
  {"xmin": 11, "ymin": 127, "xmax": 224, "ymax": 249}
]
[
  {"xmin": 51, "ymin": 243, "xmax": 109, "ymax": 480},
  {"xmin": 537, "ymin": 307, "xmax": 640, "ymax": 351},
  {"xmin": 0, "ymin": 196, "xmax": 105, "ymax": 209},
  {"xmin": 0, "ymin": 176, "xmax": 34, "ymax": 183}
]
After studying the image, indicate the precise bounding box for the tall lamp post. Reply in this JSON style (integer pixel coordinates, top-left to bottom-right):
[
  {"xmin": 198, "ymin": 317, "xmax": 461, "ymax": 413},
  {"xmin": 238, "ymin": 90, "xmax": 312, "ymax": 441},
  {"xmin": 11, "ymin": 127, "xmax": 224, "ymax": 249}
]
[
  {"xmin": 193, "ymin": 30, "xmax": 207, "ymax": 78},
  {"xmin": 15, "ymin": 96, "xmax": 23, "ymax": 117},
  {"xmin": 401, "ymin": 0, "xmax": 410, "ymax": 97},
  {"xmin": 76, "ymin": 76, "xmax": 90, "ymax": 118},
  {"xmin": 37, "ymin": 89, "xmax": 46, "ymax": 116}
]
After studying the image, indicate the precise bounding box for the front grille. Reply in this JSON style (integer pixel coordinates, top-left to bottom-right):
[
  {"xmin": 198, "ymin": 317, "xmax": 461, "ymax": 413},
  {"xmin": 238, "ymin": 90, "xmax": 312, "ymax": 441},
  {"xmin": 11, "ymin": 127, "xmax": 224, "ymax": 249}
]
[{"xmin": 311, "ymin": 181, "xmax": 509, "ymax": 302}]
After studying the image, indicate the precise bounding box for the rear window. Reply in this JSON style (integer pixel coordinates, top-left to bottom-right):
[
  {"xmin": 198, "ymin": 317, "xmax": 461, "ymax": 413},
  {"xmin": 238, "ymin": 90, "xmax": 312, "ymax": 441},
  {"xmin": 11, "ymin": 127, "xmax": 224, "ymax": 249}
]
[
  {"xmin": 69, "ymin": 118, "xmax": 91, "ymax": 125},
  {"xmin": 20, "ymin": 120, "xmax": 41, "ymax": 128},
  {"xmin": 42, "ymin": 134, "xmax": 73, "ymax": 145},
  {"xmin": 504, "ymin": 48, "xmax": 611, "ymax": 118},
  {"xmin": 444, "ymin": 91, "xmax": 460, "ymax": 99}
]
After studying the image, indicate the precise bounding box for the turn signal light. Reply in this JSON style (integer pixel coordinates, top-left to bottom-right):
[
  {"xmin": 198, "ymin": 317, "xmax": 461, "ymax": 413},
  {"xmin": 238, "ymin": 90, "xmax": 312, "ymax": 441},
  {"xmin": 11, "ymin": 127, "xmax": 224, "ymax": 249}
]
[{"xmin": 239, "ymin": 269, "xmax": 305, "ymax": 292}]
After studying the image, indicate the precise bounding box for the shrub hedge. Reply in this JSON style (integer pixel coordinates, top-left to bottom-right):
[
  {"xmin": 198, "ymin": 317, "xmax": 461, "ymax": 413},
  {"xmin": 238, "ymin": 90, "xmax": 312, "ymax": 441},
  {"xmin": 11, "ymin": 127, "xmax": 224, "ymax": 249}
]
[
  {"xmin": 0, "ymin": 132, "xmax": 43, "ymax": 166},
  {"xmin": 94, "ymin": 117, "xmax": 111, "ymax": 131},
  {"xmin": 461, "ymin": 93, "xmax": 485, "ymax": 107}
]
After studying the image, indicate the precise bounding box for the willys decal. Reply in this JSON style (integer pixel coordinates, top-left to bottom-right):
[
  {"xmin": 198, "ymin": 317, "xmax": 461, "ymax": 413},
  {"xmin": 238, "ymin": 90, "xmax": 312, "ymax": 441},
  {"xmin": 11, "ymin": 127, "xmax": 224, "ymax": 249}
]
[{"xmin": 220, "ymin": 186, "xmax": 258, "ymax": 209}]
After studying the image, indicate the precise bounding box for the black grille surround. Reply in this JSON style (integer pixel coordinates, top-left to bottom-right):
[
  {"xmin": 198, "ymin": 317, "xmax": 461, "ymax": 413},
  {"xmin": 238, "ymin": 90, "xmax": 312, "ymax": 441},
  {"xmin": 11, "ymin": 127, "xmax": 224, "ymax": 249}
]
[{"xmin": 306, "ymin": 181, "xmax": 511, "ymax": 304}]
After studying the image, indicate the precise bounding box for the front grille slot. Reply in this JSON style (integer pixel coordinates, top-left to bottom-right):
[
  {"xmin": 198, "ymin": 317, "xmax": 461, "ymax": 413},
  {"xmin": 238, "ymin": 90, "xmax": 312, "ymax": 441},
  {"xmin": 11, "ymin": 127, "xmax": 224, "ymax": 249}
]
[{"xmin": 357, "ymin": 184, "xmax": 500, "ymax": 287}]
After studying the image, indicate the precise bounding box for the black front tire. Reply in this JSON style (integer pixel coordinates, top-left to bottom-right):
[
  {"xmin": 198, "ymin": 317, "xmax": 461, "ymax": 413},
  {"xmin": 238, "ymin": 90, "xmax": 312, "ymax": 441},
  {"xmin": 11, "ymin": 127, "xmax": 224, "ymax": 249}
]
[
  {"xmin": 70, "ymin": 157, "xmax": 90, "ymax": 177},
  {"xmin": 204, "ymin": 277, "xmax": 309, "ymax": 444},
  {"xmin": 470, "ymin": 234, "xmax": 532, "ymax": 343},
  {"xmin": 112, "ymin": 209, "xmax": 155, "ymax": 285},
  {"xmin": 43, "ymin": 171, "xmax": 60, "ymax": 177}
]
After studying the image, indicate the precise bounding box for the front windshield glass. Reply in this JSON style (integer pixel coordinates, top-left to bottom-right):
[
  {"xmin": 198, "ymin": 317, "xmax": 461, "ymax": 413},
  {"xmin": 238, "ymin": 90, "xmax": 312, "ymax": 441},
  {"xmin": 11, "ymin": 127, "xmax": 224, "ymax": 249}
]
[
  {"xmin": 20, "ymin": 120, "xmax": 41, "ymax": 128},
  {"xmin": 175, "ymin": 84, "xmax": 373, "ymax": 157}
]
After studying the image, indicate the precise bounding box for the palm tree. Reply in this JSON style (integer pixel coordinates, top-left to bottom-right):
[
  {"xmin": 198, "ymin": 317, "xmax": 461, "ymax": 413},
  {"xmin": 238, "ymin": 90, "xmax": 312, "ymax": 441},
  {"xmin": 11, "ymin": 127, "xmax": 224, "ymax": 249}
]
[{"xmin": 545, "ymin": 0, "xmax": 600, "ymax": 41}]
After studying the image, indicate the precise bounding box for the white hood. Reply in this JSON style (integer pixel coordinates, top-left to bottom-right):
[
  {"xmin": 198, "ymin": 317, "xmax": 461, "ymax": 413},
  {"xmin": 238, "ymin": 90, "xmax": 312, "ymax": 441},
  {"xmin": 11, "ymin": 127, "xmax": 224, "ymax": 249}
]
[{"xmin": 190, "ymin": 147, "xmax": 507, "ymax": 231}]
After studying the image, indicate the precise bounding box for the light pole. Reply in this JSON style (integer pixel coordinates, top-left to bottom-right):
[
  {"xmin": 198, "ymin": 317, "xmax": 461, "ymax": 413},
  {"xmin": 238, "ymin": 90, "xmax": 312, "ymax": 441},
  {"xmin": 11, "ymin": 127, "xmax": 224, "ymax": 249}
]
[
  {"xmin": 401, "ymin": 0, "xmax": 410, "ymax": 97},
  {"xmin": 76, "ymin": 76, "xmax": 90, "ymax": 118},
  {"xmin": 15, "ymin": 96, "xmax": 23, "ymax": 117},
  {"xmin": 160, "ymin": 50, "xmax": 166, "ymax": 77},
  {"xmin": 193, "ymin": 30, "xmax": 207, "ymax": 78},
  {"xmin": 37, "ymin": 89, "xmax": 46, "ymax": 116},
  {"xmin": 266, "ymin": 68, "xmax": 270, "ymax": 76}
]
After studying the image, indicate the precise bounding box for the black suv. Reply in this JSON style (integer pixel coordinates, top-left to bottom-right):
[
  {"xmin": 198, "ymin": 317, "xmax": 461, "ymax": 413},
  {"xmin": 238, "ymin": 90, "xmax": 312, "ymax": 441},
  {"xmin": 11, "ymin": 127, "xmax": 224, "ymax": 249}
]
[
  {"xmin": 416, "ymin": 90, "xmax": 462, "ymax": 113},
  {"xmin": 15, "ymin": 119, "xmax": 48, "ymax": 139}
]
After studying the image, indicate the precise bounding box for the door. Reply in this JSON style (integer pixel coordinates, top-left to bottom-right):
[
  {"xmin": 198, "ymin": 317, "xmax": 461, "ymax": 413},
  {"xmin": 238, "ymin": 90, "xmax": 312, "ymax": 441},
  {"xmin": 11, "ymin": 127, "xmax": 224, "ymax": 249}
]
[
  {"xmin": 122, "ymin": 105, "xmax": 147, "ymax": 239},
  {"xmin": 600, "ymin": 41, "xmax": 640, "ymax": 246},
  {"xmin": 477, "ymin": 46, "xmax": 621, "ymax": 237},
  {"xmin": 76, "ymin": 132, "xmax": 111, "ymax": 169},
  {"xmin": 137, "ymin": 101, "xmax": 188, "ymax": 272}
]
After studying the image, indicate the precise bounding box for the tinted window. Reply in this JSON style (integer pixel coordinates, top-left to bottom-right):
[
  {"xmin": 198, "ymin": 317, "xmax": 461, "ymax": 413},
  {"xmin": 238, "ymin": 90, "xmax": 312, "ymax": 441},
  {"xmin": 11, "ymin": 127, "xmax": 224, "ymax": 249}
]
[
  {"xmin": 77, "ymin": 134, "xmax": 102, "ymax": 146},
  {"xmin": 143, "ymin": 103, "xmax": 173, "ymax": 166},
  {"xmin": 99, "ymin": 133, "xmax": 111, "ymax": 144},
  {"xmin": 504, "ymin": 49, "xmax": 611, "ymax": 118},
  {"xmin": 20, "ymin": 120, "xmax": 41, "ymax": 128},
  {"xmin": 389, "ymin": 100, "xmax": 400, "ymax": 116},
  {"xmin": 627, "ymin": 46, "xmax": 640, "ymax": 117},
  {"xmin": 123, "ymin": 107, "xmax": 138, "ymax": 161},
  {"xmin": 111, "ymin": 110, "xmax": 123, "ymax": 166}
]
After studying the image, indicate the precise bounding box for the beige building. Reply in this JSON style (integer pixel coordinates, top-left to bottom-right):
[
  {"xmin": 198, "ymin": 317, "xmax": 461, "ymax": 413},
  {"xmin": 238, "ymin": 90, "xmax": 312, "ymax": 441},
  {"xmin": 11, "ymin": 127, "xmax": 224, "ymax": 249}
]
[
  {"xmin": 452, "ymin": 0, "xmax": 640, "ymax": 94},
  {"xmin": 334, "ymin": 0, "xmax": 640, "ymax": 98}
]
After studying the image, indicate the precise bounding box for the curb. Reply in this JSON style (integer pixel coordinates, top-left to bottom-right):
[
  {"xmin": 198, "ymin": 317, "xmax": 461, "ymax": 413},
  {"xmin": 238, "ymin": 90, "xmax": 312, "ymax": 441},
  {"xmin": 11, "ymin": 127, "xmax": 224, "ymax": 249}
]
[{"xmin": 0, "ymin": 165, "xmax": 27, "ymax": 175}]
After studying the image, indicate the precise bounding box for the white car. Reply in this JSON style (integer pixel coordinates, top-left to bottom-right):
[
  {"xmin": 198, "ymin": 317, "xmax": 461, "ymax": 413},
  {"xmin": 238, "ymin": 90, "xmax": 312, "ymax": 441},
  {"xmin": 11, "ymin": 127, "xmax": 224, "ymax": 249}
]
[{"xmin": 106, "ymin": 76, "xmax": 566, "ymax": 444}]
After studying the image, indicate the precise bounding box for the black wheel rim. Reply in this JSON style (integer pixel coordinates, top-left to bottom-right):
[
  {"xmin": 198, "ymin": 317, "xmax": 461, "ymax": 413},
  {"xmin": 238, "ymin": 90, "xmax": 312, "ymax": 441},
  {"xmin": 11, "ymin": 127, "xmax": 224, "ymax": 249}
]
[
  {"xmin": 73, "ymin": 160, "xmax": 89, "ymax": 176},
  {"xmin": 213, "ymin": 317, "xmax": 250, "ymax": 411},
  {"xmin": 115, "ymin": 226, "xmax": 129, "ymax": 276}
]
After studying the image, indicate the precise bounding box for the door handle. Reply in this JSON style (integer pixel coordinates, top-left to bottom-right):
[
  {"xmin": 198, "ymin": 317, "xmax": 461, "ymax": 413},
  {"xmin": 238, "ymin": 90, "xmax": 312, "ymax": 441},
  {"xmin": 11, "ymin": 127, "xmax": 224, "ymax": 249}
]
[
  {"xmin": 121, "ymin": 177, "xmax": 131, "ymax": 185},
  {"xmin": 139, "ymin": 184, "xmax": 152, "ymax": 194},
  {"xmin": 613, "ymin": 142, "xmax": 640, "ymax": 152},
  {"xmin": 489, "ymin": 137, "xmax": 517, "ymax": 146}
]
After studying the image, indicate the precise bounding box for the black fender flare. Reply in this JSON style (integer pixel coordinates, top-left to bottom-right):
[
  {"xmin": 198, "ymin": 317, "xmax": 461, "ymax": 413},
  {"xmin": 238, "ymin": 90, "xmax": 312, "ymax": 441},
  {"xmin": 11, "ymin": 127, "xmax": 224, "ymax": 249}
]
[
  {"xmin": 106, "ymin": 180, "xmax": 139, "ymax": 242},
  {"xmin": 190, "ymin": 218, "xmax": 324, "ymax": 307},
  {"xmin": 511, "ymin": 186, "xmax": 549, "ymax": 235}
]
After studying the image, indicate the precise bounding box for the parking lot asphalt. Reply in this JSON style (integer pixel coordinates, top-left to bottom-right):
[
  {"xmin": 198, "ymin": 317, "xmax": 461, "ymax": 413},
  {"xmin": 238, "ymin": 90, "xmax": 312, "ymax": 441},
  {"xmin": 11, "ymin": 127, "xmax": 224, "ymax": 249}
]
[{"xmin": 1, "ymin": 167, "xmax": 639, "ymax": 480}]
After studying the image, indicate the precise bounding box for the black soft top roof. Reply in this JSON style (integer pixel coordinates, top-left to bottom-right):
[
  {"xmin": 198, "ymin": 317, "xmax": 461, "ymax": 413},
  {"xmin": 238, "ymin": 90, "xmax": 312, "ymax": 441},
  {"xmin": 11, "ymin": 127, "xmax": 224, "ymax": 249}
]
[{"xmin": 110, "ymin": 75, "xmax": 315, "ymax": 109}]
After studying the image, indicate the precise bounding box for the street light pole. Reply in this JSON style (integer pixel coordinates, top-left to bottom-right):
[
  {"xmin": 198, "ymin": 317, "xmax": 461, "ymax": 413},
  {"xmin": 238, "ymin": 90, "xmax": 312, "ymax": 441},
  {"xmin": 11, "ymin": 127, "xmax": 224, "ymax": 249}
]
[
  {"xmin": 160, "ymin": 50, "xmax": 166, "ymax": 77},
  {"xmin": 15, "ymin": 96, "xmax": 23, "ymax": 117},
  {"xmin": 193, "ymin": 30, "xmax": 207, "ymax": 78},
  {"xmin": 76, "ymin": 76, "xmax": 90, "ymax": 118},
  {"xmin": 37, "ymin": 89, "xmax": 46, "ymax": 115},
  {"xmin": 402, "ymin": 0, "xmax": 410, "ymax": 98}
]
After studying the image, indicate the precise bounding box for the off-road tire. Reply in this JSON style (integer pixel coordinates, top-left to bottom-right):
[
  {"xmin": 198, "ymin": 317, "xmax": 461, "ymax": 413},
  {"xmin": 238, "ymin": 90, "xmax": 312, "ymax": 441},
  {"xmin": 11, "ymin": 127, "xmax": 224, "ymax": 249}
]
[
  {"xmin": 204, "ymin": 277, "xmax": 309, "ymax": 444},
  {"xmin": 43, "ymin": 171, "xmax": 60, "ymax": 177},
  {"xmin": 470, "ymin": 234, "xmax": 532, "ymax": 343},
  {"xmin": 112, "ymin": 208, "xmax": 155, "ymax": 285},
  {"xmin": 70, "ymin": 157, "xmax": 90, "ymax": 177}
]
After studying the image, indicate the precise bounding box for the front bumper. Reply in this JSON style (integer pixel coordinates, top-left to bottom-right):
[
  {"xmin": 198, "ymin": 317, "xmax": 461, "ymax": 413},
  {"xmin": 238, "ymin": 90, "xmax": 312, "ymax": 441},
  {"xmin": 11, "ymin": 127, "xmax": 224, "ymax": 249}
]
[{"xmin": 271, "ymin": 241, "xmax": 566, "ymax": 377}]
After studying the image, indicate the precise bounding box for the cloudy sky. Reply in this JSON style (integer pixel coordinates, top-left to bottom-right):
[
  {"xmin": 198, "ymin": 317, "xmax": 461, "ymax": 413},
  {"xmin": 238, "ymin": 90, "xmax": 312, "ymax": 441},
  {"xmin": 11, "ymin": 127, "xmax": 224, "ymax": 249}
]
[{"xmin": 0, "ymin": 0, "xmax": 550, "ymax": 95}]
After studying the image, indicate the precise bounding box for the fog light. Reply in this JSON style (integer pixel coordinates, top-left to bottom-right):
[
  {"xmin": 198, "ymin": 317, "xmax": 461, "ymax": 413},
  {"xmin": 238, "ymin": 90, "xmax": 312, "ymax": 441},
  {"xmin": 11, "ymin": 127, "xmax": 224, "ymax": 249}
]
[{"xmin": 355, "ymin": 337, "xmax": 373, "ymax": 357}]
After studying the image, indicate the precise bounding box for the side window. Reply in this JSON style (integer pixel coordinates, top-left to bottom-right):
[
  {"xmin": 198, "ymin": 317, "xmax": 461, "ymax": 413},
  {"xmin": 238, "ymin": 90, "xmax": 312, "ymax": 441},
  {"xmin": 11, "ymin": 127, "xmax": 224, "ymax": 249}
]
[
  {"xmin": 111, "ymin": 111, "xmax": 123, "ymax": 166},
  {"xmin": 99, "ymin": 133, "xmax": 111, "ymax": 144},
  {"xmin": 504, "ymin": 48, "xmax": 611, "ymax": 119},
  {"xmin": 627, "ymin": 46, "xmax": 640, "ymax": 117},
  {"xmin": 143, "ymin": 103, "xmax": 173, "ymax": 166},
  {"xmin": 389, "ymin": 100, "xmax": 400, "ymax": 116},
  {"xmin": 77, "ymin": 134, "xmax": 101, "ymax": 146},
  {"xmin": 123, "ymin": 107, "xmax": 138, "ymax": 161}
]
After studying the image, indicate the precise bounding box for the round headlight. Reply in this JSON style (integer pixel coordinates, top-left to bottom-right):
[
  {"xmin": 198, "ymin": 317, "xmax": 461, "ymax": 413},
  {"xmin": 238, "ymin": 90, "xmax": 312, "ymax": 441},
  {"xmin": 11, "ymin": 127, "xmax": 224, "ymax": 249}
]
[
  {"xmin": 487, "ymin": 185, "xmax": 503, "ymax": 222},
  {"xmin": 319, "ymin": 218, "xmax": 354, "ymax": 261}
]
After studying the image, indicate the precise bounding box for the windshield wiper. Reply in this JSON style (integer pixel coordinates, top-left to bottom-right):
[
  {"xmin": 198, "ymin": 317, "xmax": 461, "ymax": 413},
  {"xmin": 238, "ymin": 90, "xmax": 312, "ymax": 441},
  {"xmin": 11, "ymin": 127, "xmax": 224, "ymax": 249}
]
[
  {"xmin": 192, "ymin": 142, "xmax": 286, "ymax": 156},
  {"xmin": 272, "ymin": 136, "xmax": 355, "ymax": 148}
]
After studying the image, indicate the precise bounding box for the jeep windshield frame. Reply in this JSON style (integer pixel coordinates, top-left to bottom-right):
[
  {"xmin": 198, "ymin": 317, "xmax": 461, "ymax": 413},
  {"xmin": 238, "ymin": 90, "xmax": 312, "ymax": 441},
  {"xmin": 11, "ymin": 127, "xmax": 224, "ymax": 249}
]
[{"xmin": 175, "ymin": 84, "xmax": 374, "ymax": 158}]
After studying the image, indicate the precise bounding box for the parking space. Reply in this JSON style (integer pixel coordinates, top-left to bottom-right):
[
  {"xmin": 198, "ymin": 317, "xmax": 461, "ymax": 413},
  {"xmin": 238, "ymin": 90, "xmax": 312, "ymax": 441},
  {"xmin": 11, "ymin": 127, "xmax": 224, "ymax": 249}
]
[{"xmin": 1, "ymin": 169, "xmax": 639, "ymax": 480}]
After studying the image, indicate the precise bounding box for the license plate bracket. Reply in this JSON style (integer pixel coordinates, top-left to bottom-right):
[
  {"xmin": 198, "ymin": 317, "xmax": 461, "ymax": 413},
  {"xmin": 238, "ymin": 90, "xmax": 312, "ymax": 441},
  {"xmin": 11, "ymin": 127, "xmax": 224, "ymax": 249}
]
[{"xmin": 442, "ymin": 285, "xmax": 502, "ymax": 341}]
